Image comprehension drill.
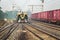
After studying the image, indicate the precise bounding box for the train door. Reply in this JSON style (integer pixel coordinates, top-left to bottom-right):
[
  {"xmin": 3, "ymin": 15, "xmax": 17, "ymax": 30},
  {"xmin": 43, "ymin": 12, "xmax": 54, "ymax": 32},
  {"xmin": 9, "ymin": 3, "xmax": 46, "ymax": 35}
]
[{"xmin": 48, "ymin": 11, "xmax": 53, "ymax": 23}]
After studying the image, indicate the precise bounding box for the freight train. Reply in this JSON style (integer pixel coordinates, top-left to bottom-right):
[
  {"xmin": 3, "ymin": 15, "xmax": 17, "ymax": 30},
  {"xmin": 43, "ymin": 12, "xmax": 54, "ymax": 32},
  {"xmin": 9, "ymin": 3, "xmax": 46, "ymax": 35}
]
[
  {"xmin": 17, "ymin": 12, "xmax": 28, "ymax": 23},
  {"xmin": 31, "ymin": 9, "xmax": 60, "ymax": 24}
]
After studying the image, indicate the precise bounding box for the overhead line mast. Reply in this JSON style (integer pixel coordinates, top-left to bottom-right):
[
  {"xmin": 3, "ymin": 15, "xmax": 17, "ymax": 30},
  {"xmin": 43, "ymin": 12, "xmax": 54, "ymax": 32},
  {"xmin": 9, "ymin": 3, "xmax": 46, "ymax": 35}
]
[{"xmin": 28, "ymin": 0, "xmax": 44, "ymax": 12}]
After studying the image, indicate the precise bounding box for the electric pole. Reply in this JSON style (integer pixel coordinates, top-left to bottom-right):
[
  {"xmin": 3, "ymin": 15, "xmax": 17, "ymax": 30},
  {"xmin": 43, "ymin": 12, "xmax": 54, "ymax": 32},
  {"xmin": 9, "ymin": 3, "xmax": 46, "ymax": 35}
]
[
  {"xmin": 40, "ymin": 0, "xmax": 44, "ymax": 11},
  {"xmin": 12, "ymin": 4, "xmax": 16, "ymax": 11},
  {"xmin": 40, "ymin": 0, "xmax": 44, "ymax": 3},
  {"xmin": 28, "ymin": 5, "xmax": 44, "ymax": 12},
  {"xmin": 27, "ymin": 0, "xmax": 44, "ymax": 12}
]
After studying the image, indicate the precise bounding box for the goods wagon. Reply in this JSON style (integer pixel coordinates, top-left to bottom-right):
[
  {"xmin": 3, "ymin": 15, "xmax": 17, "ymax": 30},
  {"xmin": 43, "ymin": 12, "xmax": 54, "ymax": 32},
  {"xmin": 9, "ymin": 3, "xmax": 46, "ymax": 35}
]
[
  {"xmin": 57, "ymin": 9, "xmax": 60, "ymax": 21},
  {"xmin": 52, "ymin": 9, "xmax": 60, "ymax": 24},
  {"xmin": 31, "ymin": 13, "xmax": 37, "ymax": 20},
  {"xmin": 31, "ymin": 9, "xmax": 60, "ymax": 24},
  {"xmin": 39, "ymin": 11, "xmax": 49, "ymax": 22},
  {"xmin": 31, "ymin": 14, "xmax": 34, "ymax": 19},
  {"xmin": 35, "ymin": 13, "xmax": 38, "ymax": 19},
  {"xmin": 36, "ymin": 13, "xmax": 41, "ymax": 20}
]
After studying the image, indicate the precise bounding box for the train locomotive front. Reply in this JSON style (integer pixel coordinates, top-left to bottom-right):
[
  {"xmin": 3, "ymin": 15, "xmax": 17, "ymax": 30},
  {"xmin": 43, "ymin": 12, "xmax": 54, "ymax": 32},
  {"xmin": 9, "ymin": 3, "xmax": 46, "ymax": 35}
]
[{"xmin": 17, "ymin": 12, "xmax": 28, "ymax": 23}]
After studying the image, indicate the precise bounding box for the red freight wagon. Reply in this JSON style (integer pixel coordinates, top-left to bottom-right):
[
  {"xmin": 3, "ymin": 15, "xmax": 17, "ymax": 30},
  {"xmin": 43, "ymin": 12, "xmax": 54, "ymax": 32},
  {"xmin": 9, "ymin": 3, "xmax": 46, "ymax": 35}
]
[
  {"xmin": 51, "ymin": 10, "xmax": 57, "ymax": 22},
  {"xmin": 33, "ymin": 13, "xmax": 37, "ymax": 19},
  {"xmin": 31, "ymin": 14, "xmax": 35, "ymax": 19},
  {"xmin": 52, "ymin": 9, "xmax": 60, "ymax": 23},
  {"xmin": 48, "ymin": 11, "xmax": 53, "ymax": 21},
  {"xmin": 33, "ymin": 13, "xmax": 38, "ymax": 20},
  {"xmin": 31, "ymin": 14, "xmax": 33, "ymax": 19},
  {"xmin": 40, "ymin": 12, "xmax": 44, "ymax": 19},
  {"xmin": 43, "ymin": 11, "xmax": 54, "ymax": 23},
  {"xmin": 31, "ymin": 9, "xmax": 60, "ymax": 24},
  {"xmin": 35, "ymin": 13, "xmax": 37, "ymax": 19},
  {"xmin": 43, "ymin": 11, "xmax": 48, "ymax": 19},
  {"xmin": 34, "ymin": 13, "xmax": 35, "ymax": 19},
  {"xmin": 38, "ymin": 11, "xmax": 54, "ymax": 22},
  {"xmin": 56, "ymin": 9, "xmax": 60, "ymax": 21},
  {"xmin": 34, "ymin": 14, "xmax": 36, "ymax": 19},
  {"xmin": 39, "ymin": 11, "xmax": 49, "ymax": 22},
  {"xmin": 33, "ymin": 14, "xmax": 35, "ymax": 19},
  {"xmin": 37, "ymin": 12, "xmax": 41, "ymax": 20},
  {"xmin": 35, "ymin": 13, "xmax": 39, "ymax": 20}
]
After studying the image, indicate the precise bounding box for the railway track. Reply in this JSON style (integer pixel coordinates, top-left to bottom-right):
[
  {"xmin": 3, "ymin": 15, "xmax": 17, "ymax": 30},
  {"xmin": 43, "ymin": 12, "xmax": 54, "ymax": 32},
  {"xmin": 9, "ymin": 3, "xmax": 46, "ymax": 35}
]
[
  {"xmin": 0, "ymin": 23, "xmax": 8, "ymax": 31},
  {"xmin": 0, "ymin": 22, "xmax": 60, "ymax": 40},
  {"xmin": 30, "ymin": 20, "xmax": 60, "ymax": 33},
  {"xmin": 21, "ymin": 23, "xmax": 57, "ymax": 40},
  {"xmin": 6, "ymin": 23, "xmax": 29, "ymax": 40},
  {"xmin": 25, "ymin": 22, "xmax": 60, "ymax": 40},
  {"xmin": 17, "ymin": 23, "xmax": 27, "ymax": 40},
  {"xmin": 0, "ymin": 23, "xmax": 18, "ymax": 40},
  {"xmin": 23, "ymin": 25, "xmax": 43, "ymax": 40},
  {"xmin": 0, "ymin": 22, "xmax": 6, "ymax": 27},
  {"xmin": 31, "ymin": 22, "xmax": 60, "ymax": 32},
  {"xmin": 19, "ymin": 23, "xmax": 42, "ymax": 40},
  {"xmin": 31, "ymin": 20, "xmax": 60, "ymax": 28},
  {"xmin": 0, "ymin": 23, "xmax": 14, "ymax": 32},
  {"xmin": 16, "ymin": 22, "xmax": 60, "ymax": 40}
]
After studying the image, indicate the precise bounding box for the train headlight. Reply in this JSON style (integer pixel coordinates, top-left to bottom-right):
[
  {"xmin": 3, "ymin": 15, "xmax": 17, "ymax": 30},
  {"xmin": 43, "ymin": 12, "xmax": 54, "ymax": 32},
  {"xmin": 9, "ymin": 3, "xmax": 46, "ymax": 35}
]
[{"xmin": 4, "ymin": 18, "xmax": 7, "ymax": 21}]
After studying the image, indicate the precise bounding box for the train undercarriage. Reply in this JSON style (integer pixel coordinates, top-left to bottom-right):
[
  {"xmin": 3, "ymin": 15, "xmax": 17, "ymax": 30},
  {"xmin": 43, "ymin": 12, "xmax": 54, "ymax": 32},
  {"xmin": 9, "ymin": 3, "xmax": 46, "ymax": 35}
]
[{"xmin": 18, "ymin": 19, "xmax": 28, "ymax": 23}]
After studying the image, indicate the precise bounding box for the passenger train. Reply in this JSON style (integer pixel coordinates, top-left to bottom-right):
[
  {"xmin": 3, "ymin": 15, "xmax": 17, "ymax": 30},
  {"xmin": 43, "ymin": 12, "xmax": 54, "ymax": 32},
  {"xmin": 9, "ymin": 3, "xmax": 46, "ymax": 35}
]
[{"xmin": 17, "ymin": 12, "xmax": 28, "ymax": 23}]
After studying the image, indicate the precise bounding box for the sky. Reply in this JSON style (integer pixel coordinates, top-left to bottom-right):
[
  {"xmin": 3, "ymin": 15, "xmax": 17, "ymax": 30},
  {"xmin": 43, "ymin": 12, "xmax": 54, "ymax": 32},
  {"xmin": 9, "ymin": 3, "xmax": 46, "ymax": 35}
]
[
  {"xmin": 0, "ymin": 0, "xmax": 42, "ymax": 11},
  {"xmin": 44, "ymin": 0, "xmax": 60, "ymax": 11}
]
